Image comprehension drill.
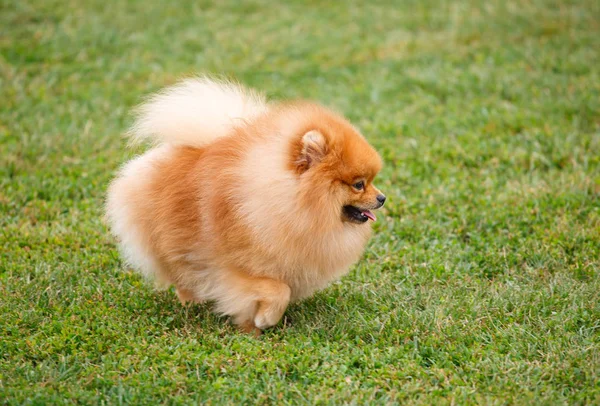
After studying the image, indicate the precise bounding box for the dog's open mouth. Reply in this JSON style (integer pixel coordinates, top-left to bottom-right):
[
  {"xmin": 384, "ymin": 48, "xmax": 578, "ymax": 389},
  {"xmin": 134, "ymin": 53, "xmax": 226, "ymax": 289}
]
[{"xmin": 343, "ymin": 205, "xmax": 376, "ymax": 223}]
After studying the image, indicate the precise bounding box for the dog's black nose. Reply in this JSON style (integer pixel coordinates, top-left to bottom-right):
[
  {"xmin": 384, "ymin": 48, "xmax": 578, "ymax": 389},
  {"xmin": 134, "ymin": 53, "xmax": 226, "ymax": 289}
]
[{"xmin": 376, "ymin": 194, "xmax": 386, "ymax": 205}]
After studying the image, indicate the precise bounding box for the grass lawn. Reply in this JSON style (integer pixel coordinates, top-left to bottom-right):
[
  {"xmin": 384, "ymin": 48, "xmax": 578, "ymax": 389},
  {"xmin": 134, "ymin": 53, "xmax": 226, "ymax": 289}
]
[{"xmin": 1, "ymin": 0, "xmax": 599, "ymax": 403}]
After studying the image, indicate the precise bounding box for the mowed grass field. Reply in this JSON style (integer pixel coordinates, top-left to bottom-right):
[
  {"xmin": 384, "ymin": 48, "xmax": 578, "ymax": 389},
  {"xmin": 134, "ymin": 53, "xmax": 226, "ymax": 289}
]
[{"xmin": 1, "ymin": 0, "xmax": 599, "ymax": 403}]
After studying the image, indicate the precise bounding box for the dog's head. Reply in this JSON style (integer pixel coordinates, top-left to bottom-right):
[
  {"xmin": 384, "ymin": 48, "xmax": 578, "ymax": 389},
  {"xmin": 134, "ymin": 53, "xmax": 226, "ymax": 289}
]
[{"xmin": 289, "ymin": 105, "xmax": 385, "ymax": 225}]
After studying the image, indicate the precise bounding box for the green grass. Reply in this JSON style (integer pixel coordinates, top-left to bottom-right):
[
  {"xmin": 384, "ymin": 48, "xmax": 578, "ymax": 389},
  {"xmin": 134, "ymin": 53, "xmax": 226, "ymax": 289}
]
[{"xmin": 1, "ymin": 0, "xmax": 599, "ymax": 403}]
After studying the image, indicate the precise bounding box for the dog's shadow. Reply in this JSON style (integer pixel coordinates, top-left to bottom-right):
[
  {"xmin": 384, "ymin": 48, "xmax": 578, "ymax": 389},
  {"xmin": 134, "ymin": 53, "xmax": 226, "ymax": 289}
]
[
  {"xmin": 116, "ymin": 285, "xmax": 385, "ymax": 341},
  {"xmin": 120, "ymin": 288, "xmax": 226, "ymax": 333},
  {"xmin": 113, "ymin": 288, "xmax": 377, "ymax": 340}
]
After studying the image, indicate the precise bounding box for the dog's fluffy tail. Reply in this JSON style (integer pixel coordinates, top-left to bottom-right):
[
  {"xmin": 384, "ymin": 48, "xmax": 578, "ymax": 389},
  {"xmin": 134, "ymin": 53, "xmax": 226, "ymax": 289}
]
[{"xmin": 129, "ymin": 77, "xmax": 268, "ymax": 147}]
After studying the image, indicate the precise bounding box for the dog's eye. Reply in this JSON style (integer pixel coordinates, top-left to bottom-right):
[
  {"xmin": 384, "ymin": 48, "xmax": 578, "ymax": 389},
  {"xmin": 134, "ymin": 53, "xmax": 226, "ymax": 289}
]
[{"xmin": 352, "ymin": 181, "xmax": 365, "ymax": 191}]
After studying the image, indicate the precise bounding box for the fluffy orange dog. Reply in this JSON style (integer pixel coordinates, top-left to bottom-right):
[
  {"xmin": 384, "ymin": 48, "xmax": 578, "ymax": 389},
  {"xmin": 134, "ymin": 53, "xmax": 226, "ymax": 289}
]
[{"xmin": 106, "ymin": 77, "xmax": 385, "ymax": 333}]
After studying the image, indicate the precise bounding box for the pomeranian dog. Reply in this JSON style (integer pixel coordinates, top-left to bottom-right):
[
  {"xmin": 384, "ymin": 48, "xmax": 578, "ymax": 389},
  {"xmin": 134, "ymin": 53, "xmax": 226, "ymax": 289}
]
[{"xmin": 106, "ymin": 77, "xmax": 385, "ymax": 334}]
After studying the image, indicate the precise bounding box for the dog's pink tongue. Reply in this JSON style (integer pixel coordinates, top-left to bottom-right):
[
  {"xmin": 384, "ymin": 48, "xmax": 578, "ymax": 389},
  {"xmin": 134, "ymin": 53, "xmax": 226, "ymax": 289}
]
[{"xmin": 362, "ymin": 210, "xmax": 376, "ymax": 221}]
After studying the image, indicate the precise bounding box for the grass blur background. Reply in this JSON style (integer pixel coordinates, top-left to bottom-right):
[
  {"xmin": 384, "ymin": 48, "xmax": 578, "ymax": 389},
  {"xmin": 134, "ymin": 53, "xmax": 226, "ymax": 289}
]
[{"xmin": 1, "ymin": 0, "xmax": 599, "ymax": 403}]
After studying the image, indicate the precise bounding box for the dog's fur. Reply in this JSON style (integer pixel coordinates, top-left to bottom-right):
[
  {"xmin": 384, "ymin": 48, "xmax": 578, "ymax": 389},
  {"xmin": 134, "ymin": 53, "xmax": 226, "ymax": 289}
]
[{"xmin": 106, "ymin": 77, "xmax": 384, "ymax": 333}]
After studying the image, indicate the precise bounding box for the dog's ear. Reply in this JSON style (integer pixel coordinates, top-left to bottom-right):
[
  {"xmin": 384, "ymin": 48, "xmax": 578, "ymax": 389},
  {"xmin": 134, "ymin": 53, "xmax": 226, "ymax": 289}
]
[{"xmin": 297, "ymin": 130, "xmax": 327, "ymax": 172}]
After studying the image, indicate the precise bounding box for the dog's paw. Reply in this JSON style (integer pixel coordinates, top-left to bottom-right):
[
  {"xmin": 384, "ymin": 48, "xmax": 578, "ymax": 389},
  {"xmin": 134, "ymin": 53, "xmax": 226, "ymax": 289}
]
[
  {"xmin": 238, "ymin": 320, "xmax": 262, "ymax": 337},
  {"xmin": 176, "ymin": 287, "xmax": 205, "ymax": 305},
  {"xmin": 254, "ymin": 309, "xmax": 282, "ymax": 330}
]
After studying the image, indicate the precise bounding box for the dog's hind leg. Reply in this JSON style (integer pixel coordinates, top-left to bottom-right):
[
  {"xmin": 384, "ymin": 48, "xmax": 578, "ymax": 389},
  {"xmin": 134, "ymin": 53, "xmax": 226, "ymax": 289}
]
[{"xmin": 175, "ymin": 287, "xmax": 206, "ymax": 305}]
